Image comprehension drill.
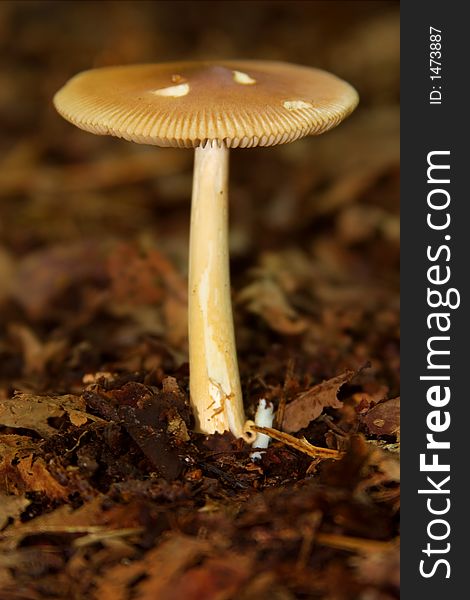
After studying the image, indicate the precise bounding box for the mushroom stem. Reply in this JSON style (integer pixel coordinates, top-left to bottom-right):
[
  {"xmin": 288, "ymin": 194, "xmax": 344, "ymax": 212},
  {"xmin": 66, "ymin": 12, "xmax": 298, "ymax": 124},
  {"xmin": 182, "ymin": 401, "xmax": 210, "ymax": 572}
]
[{"xmin": 189, "ymin": 142, "xmax": 253, "ymax": 442}]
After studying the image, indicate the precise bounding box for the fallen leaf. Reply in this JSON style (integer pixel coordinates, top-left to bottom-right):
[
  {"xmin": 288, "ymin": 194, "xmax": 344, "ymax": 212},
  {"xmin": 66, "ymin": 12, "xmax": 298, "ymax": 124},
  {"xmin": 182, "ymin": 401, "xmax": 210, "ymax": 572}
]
[
  {"xmin": 0, "ymin": 546, "xmax": 65, "ymax": 591},
  {"xmin": 0, "ymin": 496, "xmax": 152, "ymax": 551},
  {"xmin": 282, "ymin": 369, "xmax": 361, "ymax": 433},
  {"xmin": 11, "ymin": 241, "xmax": 108, "ymax": 319},
  {"xmin": 0, "ymin": 393, "xmax": 99, "ymax": 438},
  {"xmin": 95, "ymin": 535, "xmax": 211, "ymax": 600},
  {"xmin": 107, "ymin": 244, "xmax": 164, "ymax": 306},
  {"xmin": 235, "ymin": 572, "xmax": 288, "ymax": 600},
  {"xmin": 355, "ymin": 444, "xmax": 400, "ymax": 511},
  {"xmin": 0, "ymin": 494, "xmax": 30, "ymax": 529},
  {"xmin": 336, "ymin": 205, "xmax": 399, "ymax": 245},
  {"xmin": 155, "ymin": 554, "xmax": 253, "ymax": 600},
  {"xmin": 2, "ymin": 438, "xmax": 83, "ymax": 503},
  {"xmin": 238, "ymin": 278, "xmax": 307, "ymax": 335},
  {"xmin": 353, "ymin": 544, "xmax": 400, "ymax": 590},
  {"xmin": 362, "ymin": 397, "xmax": 400, "ymax": 437},
  {"xmin": 8, "ymin": 323, "xmax": 67, "ymax": 376},
  {"xmin": 16, "ymin": 455, "xmax": 69, "ymax": 501},
  {"xmin": 107, "ymin": 244, "xmax": 187, "ymax": 347},
  {"xmin": 67, "ymin": 410, "xmax": 89, "ymax": 427},
  {"xmin": 0, "ymin": 435, "xmax": 38, "ymax": 494},
  {"xmin": 84, "ymin": 380, "xmax": 190, "ymax": 479}
]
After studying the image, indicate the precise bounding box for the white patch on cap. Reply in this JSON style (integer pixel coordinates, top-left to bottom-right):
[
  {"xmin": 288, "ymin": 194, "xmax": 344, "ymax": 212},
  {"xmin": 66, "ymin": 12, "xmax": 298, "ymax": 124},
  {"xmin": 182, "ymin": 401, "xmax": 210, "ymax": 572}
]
[
  {"xmin": 283, "ymin": 100, "xmax": 313, "ymax": 110},
  {"xmin": 232, "ymin": 70, "xmax": 256, "ymax": 85},
  {"xmin": 152, "ymin": 83, "xmax": 189, "ymax": 97}
]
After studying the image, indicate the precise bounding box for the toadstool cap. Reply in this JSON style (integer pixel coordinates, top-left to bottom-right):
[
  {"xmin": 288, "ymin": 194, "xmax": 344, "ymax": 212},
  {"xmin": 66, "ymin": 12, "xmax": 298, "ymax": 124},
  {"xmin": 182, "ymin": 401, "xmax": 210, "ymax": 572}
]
[{"xmin": 53, "ymin": 60, "xmax": 358, "ymax": 149}]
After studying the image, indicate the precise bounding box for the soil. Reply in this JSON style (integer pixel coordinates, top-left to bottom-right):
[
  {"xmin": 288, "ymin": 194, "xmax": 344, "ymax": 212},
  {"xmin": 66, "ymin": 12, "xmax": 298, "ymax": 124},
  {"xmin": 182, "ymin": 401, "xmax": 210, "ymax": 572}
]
[{"xmin": 0, "ymin": 2, "xmax": 400, "ymax": 599}]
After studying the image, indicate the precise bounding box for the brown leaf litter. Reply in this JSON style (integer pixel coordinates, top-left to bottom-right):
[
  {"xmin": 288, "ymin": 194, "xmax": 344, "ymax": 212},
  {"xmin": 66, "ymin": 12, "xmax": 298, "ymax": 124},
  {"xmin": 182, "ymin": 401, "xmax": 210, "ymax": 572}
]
[
  {"xmin": 0, "ymin": 2, "xmax": 400, "ymax": 598},
  {"xmin": 282, "ymin": 367, "xmax": 364, "ymax": 433}
]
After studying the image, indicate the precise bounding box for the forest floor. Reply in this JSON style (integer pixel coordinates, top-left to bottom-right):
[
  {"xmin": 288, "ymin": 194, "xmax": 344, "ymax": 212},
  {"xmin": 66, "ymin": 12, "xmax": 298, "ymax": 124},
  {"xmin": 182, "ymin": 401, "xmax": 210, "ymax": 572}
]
[{"xmin": 0, "ymin": 2, "xmax": 400, "ymax": 598}]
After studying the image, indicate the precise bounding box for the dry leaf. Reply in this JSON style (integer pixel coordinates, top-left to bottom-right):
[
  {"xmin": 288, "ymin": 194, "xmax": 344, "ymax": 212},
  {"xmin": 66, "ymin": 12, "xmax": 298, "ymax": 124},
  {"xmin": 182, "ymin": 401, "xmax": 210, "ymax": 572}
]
[
  {"xmin": 0, "ymin": 496, "xmax": 150, "ymax": 551},
  {"xmin": 8, "ymin": 323, "xmax": 67, "ymax": 376},
  {"xmin": 0, "ymin": 435, "xmax": 38, "ymax": 494},
  {"xmin": 11, "ymin": 241, "xmax": 107, "ymax": 318},
  {"xmin": 0, "ymin": 393, "xmax": 98, "ymax": 438},
  {"xmin": 282, "ymin": 369, "xmax": 360, "ymax": 433},
  {"xmin": 0, "ymin": 494, "xmax": 30, "ymax": 529},
  {"xmin": 236, "ymin": 250, "xmax": 313, "ymax": 335},
  {"xmin": 67, "ymin": 410, "xmax": 89, "ymax": 427},
  {"xmin": 107, "ymin": 244, "xmax": 187, "ymax": 347},
  {"xmin": 95, "ymin": 535, "xmax": 211, "ymax": 600},
  {"xmin": 353, "ymin": 544, "xmax": 400, "ymax": 589},
  {"xmin": 107, "ymin": 244, "xmax": 164, "ymax": 306},
  {"xmin": 238, "ymin": 278, "xmax": 307, "ymax": 335},
  {"xmin": 16, "ymin": 455, "xmax": 69, "ymax": 501},
  {"xmin": 155, "ymin": 554, "xmax": 253, "ymax": 600},
  {"xmin": 1, "ymin": 439, "xmax": 74, "ymax": 502},
  {"xmin": 355, "ymin": 445, "xmax": 400, "ymax": 510},
  {"xmin": 362, "ymin": 397, "xmax": 400, "ymax": 437}
]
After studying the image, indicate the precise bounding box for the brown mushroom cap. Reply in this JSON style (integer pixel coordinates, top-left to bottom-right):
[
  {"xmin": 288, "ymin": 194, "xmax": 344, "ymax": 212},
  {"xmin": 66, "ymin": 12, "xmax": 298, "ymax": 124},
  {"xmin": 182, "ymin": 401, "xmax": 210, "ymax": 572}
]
[{"xmin": 53, "ymin": 60, "xmax": 358, "ymax": 148}]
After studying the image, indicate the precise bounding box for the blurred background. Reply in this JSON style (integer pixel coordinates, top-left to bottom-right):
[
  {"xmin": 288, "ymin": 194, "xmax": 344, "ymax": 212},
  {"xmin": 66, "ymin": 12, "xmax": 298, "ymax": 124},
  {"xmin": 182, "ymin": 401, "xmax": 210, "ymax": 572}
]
[{"xmin": 0, "ymin": 1, "xmax": 399, "ymax": 398}]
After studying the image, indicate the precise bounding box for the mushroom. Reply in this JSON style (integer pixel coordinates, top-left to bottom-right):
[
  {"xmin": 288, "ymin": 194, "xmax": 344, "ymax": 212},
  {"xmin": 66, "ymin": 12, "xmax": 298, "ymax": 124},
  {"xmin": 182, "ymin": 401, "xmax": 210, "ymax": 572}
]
[{"xmin": 53, "ymin": 60, "xmax": 358, "ymax": 442}]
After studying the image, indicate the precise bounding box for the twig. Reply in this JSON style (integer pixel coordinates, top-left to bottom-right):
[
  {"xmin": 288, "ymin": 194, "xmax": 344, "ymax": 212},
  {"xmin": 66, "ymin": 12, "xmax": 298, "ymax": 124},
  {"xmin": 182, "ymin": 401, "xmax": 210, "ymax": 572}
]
[
  {"xmin": 250, "ymin": 425, "xmax": 344, "ymax": 460},
  {"xmin": 316, "ymin": 532, "xmax": 399, "ymax": 553}
]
